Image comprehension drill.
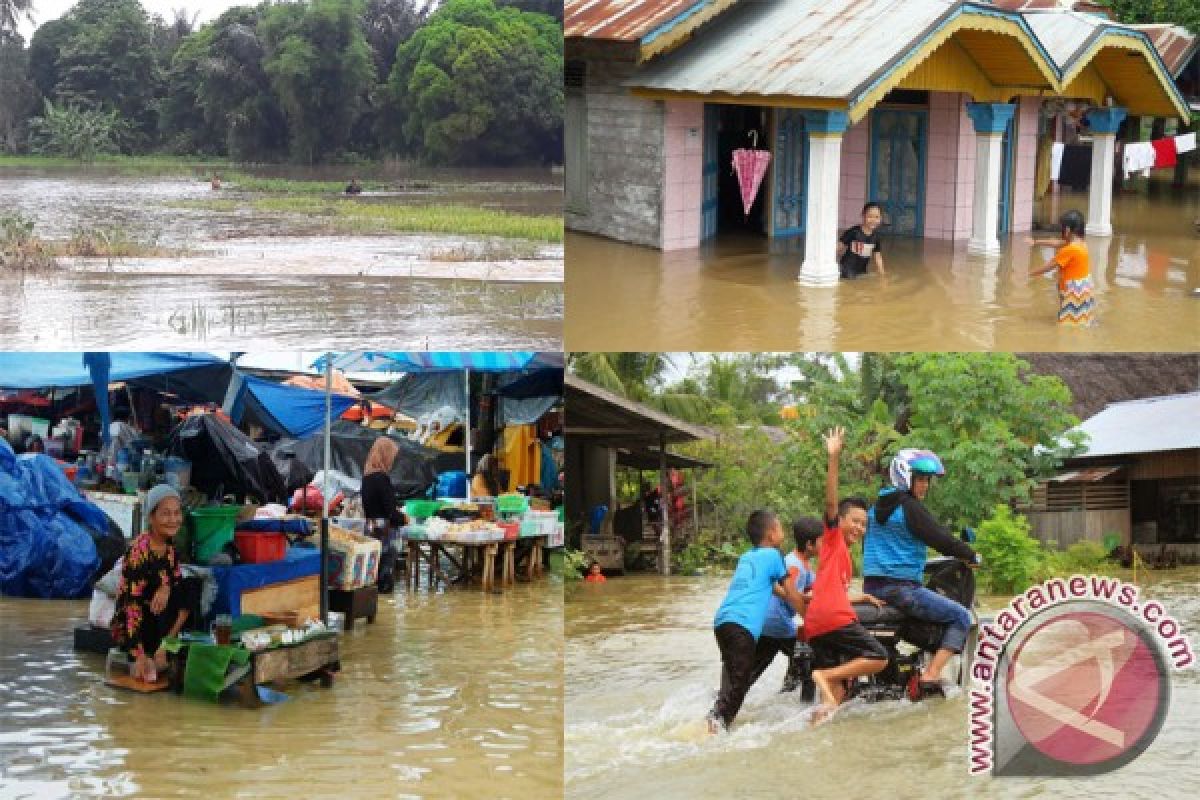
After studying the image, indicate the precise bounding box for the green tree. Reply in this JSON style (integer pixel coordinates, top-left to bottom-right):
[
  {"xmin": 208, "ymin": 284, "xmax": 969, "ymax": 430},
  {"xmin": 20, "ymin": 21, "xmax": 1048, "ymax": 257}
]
[
  {"xmin": 675, "ymin": 353, "xmax": 1085, "ymax": 550},
  {"xmin": 1100, "ymin": 1, "xmax": 1200, "ymax": 33},
  {"xmin": 0, "ymin": 30, "xmax": 37, "ymax": 152},
  {"xmin": 27, "ymin": 16, "xmax": 77, "ymax": 101},
  {"xmin": 569, "ymin": 352, "xmax": 709, "ymax": 422},
  {"xmin": 28, "ymin": 98, "xmax": 122, "ymax": 160},
  {"xmin": 362, "ymin": 0, "xmax": 428, "ymax": 81},
  {"xmin": 261, "ymin": 0, "xmax": 375, "ymax": 163},
  {"xmin": 387, "ymin": 0, "xmax": 562, "ymax": 164},
  {"xmin": 189, "ymin": 5, "xmax": 288, "ymax": 160},
  {"xmin": 49, "ymin": 0, "xmax": 163, "ymax": 148}
]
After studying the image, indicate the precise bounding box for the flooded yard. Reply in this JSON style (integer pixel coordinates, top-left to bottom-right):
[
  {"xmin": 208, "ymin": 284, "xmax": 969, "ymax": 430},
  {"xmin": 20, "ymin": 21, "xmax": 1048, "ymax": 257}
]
[
  {"xmin": 0, "ymin": 164, "xmax": 563, "ymax": 349},
  {"xmin": 565, "ymin": 569, "xmax": 1200, "ymax": 800},
  {"xmin": 0, "ymin": 581, "xmax": 563, "ymax": 799},
  {"xmin": 565, "ymin": 187, "xmax": 1199, "ymax": 352}
]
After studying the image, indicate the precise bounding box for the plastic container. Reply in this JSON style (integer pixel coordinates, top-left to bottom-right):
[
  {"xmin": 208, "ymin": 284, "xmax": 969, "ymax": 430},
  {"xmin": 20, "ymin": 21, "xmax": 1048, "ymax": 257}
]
[
  {"xmin": 497, "ymin": 522, "xmax": 519, "ymax": 541},
  {"xmin": 234, "ymin": 531, "xmax": 287, "ymax": 564},
  {"xmin": 495, "ymin": 493, "xmax": 529, "ymax": 518},
  {"xmin": 404, "ymin": 499, "xmax": 444, "ymax": 522},
  {"xmin": 187, "ymin": 505, "xmax": 242, "ymax": 563},
  {"xmin": 121, "ymin": 472, "xmax": 140, "ymax": 495},
  {"xmin": 435, "ymin": 470, "xmax": 467, "ymax": 499}
]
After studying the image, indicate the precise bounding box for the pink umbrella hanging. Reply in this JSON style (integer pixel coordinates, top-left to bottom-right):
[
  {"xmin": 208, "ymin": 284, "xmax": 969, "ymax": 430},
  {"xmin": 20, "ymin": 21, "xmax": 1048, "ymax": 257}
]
[{"xmin": 732, "ymin": 130, "xmax": 771, "ymax": 218}]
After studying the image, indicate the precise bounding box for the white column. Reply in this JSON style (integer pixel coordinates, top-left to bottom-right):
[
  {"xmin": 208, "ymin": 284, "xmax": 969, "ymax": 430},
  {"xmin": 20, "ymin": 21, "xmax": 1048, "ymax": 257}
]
[
  {"xmin": 968, "ymin": 133, "xmax": 1005, "ymax": 255},
  {"xmin": 965, "ymin": 103, "xmax": 1016, "ymax": 257},
  {"xmin": 798, "ymin": 110, "xmax": 848, "ymax": 286},
  {"xmin": 1083, "ymin": 107, "xmax": 1126, "ymax": 237}
]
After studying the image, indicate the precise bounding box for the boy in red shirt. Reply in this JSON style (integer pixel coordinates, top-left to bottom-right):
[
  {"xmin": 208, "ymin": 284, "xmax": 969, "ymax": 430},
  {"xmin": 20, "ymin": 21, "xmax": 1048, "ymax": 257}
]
[{"xmin": 805, "ymin": 426, "xmax": 889, "ymax": 723}]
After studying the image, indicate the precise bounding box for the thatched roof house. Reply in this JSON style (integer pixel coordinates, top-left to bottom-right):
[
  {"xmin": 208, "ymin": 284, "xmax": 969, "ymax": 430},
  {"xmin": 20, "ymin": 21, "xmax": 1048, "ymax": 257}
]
[{"xmin": 1019, "ymin": 353, "xmax": 1200, "ymax": 420}]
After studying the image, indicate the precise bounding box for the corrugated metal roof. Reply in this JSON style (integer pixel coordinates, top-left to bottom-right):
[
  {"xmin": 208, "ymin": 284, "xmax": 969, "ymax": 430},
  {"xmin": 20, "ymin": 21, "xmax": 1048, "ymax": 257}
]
[
  {"xmin": 565, "ymin": 0, "xmax": 714, "ymax": 41},
  {"xmin": 1130, "ymin": 24, "xmax": 1198, "ymax": 77},
  {"xmin": 1050, "ymin": 465, "xmax": 1123, "ymax": 482},
  {"xmin": 1023, "ymin": 9, "xmax": 1119, "ymax": 67},
  {"xmin": 1071, "ymin": 392, "xmax": 1200, "ymax": 459},
  {"xmin": 626, "ymin": 0, "xmax": 964, "ymax": 101}
]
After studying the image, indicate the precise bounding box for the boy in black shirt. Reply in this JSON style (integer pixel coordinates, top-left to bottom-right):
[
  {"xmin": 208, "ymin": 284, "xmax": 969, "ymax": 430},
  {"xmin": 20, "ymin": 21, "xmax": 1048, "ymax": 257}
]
[{"xmin": 837, "ymin": 202, "xmax": 886, "ymax": 279}]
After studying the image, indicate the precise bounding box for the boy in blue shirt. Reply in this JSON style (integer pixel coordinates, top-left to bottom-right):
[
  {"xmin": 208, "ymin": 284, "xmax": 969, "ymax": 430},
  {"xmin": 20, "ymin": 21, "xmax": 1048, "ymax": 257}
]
[
  {"xmin": 754, "ymin": 517, "xmax": 821, "ymax": 694},
  {"xmin": 707, "ymin": 510, "xmax": 810, "ymax": 732}
]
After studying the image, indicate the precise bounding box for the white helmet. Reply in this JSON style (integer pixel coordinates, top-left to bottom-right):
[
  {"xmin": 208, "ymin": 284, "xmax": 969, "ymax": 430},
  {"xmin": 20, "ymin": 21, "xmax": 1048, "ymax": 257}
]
[{"xmin": 889, "ymin": 449, "xmax": 945, "ymax": 492}]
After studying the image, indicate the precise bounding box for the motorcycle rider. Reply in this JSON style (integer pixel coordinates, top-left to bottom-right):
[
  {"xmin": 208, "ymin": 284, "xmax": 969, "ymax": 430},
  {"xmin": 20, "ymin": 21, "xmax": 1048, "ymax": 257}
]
[{"xmin": 862, "ymin": 450, "xmax": 980, "ymax": 698}]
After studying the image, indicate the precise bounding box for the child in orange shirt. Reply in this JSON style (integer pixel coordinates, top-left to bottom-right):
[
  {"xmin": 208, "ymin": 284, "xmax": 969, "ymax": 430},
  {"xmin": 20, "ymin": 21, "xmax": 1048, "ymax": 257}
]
[
  {"xmin": 1028, "ymin": 209, "xmax": 1094, "ymax": 327},
  {"xmin": 584, "ymin": 561, "xmax": 607, "ymax": 583}
]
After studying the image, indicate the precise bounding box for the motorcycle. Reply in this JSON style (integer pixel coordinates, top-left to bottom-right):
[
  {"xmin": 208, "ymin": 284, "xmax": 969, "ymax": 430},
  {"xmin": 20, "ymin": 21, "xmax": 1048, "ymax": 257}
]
[{"xmin": 790, "ymin": 555, "xmax": 979, "ymax": 704}]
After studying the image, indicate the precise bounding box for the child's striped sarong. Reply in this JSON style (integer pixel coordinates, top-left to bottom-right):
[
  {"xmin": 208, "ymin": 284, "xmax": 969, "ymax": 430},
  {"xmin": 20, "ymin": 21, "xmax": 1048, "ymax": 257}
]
[{"xmin": 1058, "ymin": 276, "xmax": 1095, "ymax": 327}]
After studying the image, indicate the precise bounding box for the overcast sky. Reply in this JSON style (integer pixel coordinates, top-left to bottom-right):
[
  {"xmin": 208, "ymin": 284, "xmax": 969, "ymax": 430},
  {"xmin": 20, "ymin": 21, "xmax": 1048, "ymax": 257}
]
[{"xmin": 17, "ymin": 1, "xmax": 244, "ymax": 39}]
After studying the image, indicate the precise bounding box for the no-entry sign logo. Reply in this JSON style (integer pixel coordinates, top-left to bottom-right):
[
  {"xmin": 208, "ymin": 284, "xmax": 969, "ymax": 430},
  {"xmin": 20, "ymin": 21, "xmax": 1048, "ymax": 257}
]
[{"xmin": 968, "ymin": 576, "xmax": 1193, "ymax": 777}]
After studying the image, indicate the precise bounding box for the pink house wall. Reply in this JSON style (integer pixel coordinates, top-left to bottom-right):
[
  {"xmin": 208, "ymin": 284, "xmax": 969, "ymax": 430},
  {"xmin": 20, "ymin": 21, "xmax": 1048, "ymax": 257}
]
[
  {"xmin": 661, "ymin": 100, "xmax": 705, "ymax": 250},
  {"xmin": 1010, "ymin": 96, "xmax": 1039, "ymax": 234},
  {"xmin": 923, "ymin": 92, "xmax": 976, "ymax": 240},
  {"xmin": 838, "ymin": 119, "xmax": 870, "ymax": 230}
]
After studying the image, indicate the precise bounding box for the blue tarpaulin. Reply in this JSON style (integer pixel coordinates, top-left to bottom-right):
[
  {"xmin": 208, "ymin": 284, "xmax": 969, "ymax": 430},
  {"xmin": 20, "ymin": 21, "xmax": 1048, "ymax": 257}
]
[
  {"xmin": 0, "ymin": 353, "xmax": 231, "ymax": 453},
  {"xmin": 317, "ymin": 352, "xmax": 542, "ymax": 374},
  {"xmin": 230, "ymin": 375, "xmax": 357, "ymax": 438},
  {"xmin": 0, "ymin": 352, "xmax": 226, "ymax": 389},
  {"xmin": 0, "ymin": 439, "xmax": 106, "ymax": 598}
]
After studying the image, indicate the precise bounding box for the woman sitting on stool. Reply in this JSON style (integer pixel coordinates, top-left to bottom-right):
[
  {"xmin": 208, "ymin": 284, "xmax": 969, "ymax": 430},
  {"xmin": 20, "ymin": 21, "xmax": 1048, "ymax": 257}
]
[{"xmin": 111, "ymin": 485, "xmax": 191, "ymax": 682}]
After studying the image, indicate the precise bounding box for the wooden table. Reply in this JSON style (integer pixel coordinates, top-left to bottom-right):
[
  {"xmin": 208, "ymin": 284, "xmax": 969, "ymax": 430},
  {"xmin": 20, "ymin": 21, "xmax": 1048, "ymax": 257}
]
[
  {"xmin": 403, "ymin": 535, "xmax": 547, "ymax": 591},
  {"xmin": 168, "ymin": 634, "xmax": 339, "ymax": 708}
]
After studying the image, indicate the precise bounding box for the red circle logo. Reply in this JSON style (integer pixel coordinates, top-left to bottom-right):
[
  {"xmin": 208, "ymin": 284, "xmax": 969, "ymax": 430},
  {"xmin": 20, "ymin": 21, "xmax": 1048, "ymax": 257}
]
[{"xmin": 1006, "ymin": 611, "xmax": 1162, "ymax": 766}]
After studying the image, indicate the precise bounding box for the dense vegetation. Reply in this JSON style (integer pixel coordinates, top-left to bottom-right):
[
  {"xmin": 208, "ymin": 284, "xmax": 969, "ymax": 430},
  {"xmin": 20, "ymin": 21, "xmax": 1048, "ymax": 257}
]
[
  {"xmin": 570, "ymin": 353, "xmax": 1108, "ymax": 591},
  {"xmin": 0, "ymin": 0, "xmax": 563, "ymax": 165}
]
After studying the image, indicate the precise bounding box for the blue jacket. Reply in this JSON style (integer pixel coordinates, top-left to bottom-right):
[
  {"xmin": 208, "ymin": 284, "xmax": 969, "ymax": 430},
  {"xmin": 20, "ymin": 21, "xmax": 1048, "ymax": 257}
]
[{"xmin": 863, "ymin": 487, "xmax": 977, "ymax": 582}]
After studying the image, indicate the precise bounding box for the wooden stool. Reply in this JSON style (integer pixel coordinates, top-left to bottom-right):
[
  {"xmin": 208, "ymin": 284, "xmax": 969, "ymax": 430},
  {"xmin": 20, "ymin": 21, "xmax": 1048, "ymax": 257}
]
[{"xmin": 328, "ymin": 585, "xmax": 378, "ymax": 631}]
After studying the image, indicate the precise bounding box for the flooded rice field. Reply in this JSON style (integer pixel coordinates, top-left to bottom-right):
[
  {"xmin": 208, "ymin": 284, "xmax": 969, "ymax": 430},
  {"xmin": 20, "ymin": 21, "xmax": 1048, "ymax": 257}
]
[
  {"xmin": 565, "ymin": 187, "xmax": 1199, "ymax": 352},
  {"xmin": 0, "ymin": 165, "xmax": 562, "ymax": 348},
  {"xmin": 565, "ymin": 569, "xmax": 1200, "ymax": 800},
  {"xmin": 0, "ymin": 581, "xmax": 563, "ymax": 799}
]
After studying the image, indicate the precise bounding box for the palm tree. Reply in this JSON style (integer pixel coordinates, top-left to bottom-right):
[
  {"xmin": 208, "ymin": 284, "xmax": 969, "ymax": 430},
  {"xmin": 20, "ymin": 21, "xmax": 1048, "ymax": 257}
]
[
  {"xmin": 0, "ymin": 0, "xmax": 34, "ymax": 35},
  {"xmin": 568, "ymin": 353, "xmax": 710, "ymax": 422}
]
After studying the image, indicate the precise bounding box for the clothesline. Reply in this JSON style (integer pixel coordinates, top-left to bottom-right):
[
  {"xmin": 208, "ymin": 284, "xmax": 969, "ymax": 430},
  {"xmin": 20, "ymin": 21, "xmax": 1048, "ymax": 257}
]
[
  {"xmin": 1122, "ymin": 132, "xmax": 1195, "ymax": 179},
  {"xmin": 1049, "ymin": 132, "xmax": 1196, "ymax": 183}
]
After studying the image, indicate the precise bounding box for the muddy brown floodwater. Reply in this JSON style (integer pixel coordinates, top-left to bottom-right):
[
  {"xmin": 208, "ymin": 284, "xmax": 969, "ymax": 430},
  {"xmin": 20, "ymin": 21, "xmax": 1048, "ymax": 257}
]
[
  {"xmin": 0, "ymin": 581, "xmax": 563, "ymax": 799},
  {"xmin": 565, "ymin": 187, "xmax": 1199, "ymax": 352},
  {"xmin": 565, "ymin": 568, "xmax": 1200, "ymax": 800},
  {"xmin": 0, "ymin": 166, "xmax": 562, "ymax": 348}
]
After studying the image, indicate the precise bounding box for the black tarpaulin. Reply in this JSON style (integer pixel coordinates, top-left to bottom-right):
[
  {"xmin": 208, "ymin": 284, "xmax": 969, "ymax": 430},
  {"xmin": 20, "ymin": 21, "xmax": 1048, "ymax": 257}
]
[
  {"xmin": 168, "ymin": 414, "xmax": 287, "ymax": 503},
  {"xmin": 274, "ymin": 420, "xmax": 438, "ymax": 501}
]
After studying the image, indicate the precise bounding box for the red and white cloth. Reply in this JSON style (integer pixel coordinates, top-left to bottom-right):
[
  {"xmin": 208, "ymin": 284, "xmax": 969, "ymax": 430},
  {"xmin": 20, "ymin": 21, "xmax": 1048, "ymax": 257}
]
[{"xmin": 1151, "ymin": 137, "xmax": 1177, "ymax": 169}]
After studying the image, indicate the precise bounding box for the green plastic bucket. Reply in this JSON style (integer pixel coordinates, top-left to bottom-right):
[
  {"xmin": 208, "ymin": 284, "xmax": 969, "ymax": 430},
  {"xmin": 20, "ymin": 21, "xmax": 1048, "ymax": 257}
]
[{"xmin": 187, "ymin": 505, "xmax": 241, "ymax": 563}]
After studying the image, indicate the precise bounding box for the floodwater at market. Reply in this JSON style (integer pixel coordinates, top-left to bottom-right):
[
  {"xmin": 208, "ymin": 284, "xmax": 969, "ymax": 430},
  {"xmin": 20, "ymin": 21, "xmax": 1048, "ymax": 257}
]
[
  {"xmin": 0, "ymin": 165, "xmax": 562, "ymax": 348},
  {"xmin": 565, "ymin": 187, "xmax": 1200, "ymax": 352},
  {"xmin": 565, "ymin": 568, "xmax": 1200, "ymax": 800},
  {"xmin": 0, "ymin": 581, "xmax": 563, "ymax": 799}
]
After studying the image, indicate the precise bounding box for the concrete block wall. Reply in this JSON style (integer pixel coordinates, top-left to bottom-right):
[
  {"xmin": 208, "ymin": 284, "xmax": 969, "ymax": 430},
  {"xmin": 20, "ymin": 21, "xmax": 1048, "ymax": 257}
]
[
  {"xmin": 662, "ymin": 101, "xmax": 705, "ymax": 250},
  {"xmin": 1010, "ymin": 96, "xmax": 1040, "ymax": 234},
  {"xmin": 838, "ymin": 119, "xmax": 870, "ymax": 230},
  {"xmin": 565, "ymin": 45, "xmax": 665, "ymax": 249}
]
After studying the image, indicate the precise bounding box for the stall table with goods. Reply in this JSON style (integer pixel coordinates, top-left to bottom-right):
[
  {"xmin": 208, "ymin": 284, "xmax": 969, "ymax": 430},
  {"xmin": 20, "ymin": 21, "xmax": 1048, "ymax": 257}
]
[
  {"xmin": 399, "ymin": 495, "xmax": 558, "ymax": 591},
  {"xmin": 151, "ymin": 618, "xmax": 340, "ymax": 707}
]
